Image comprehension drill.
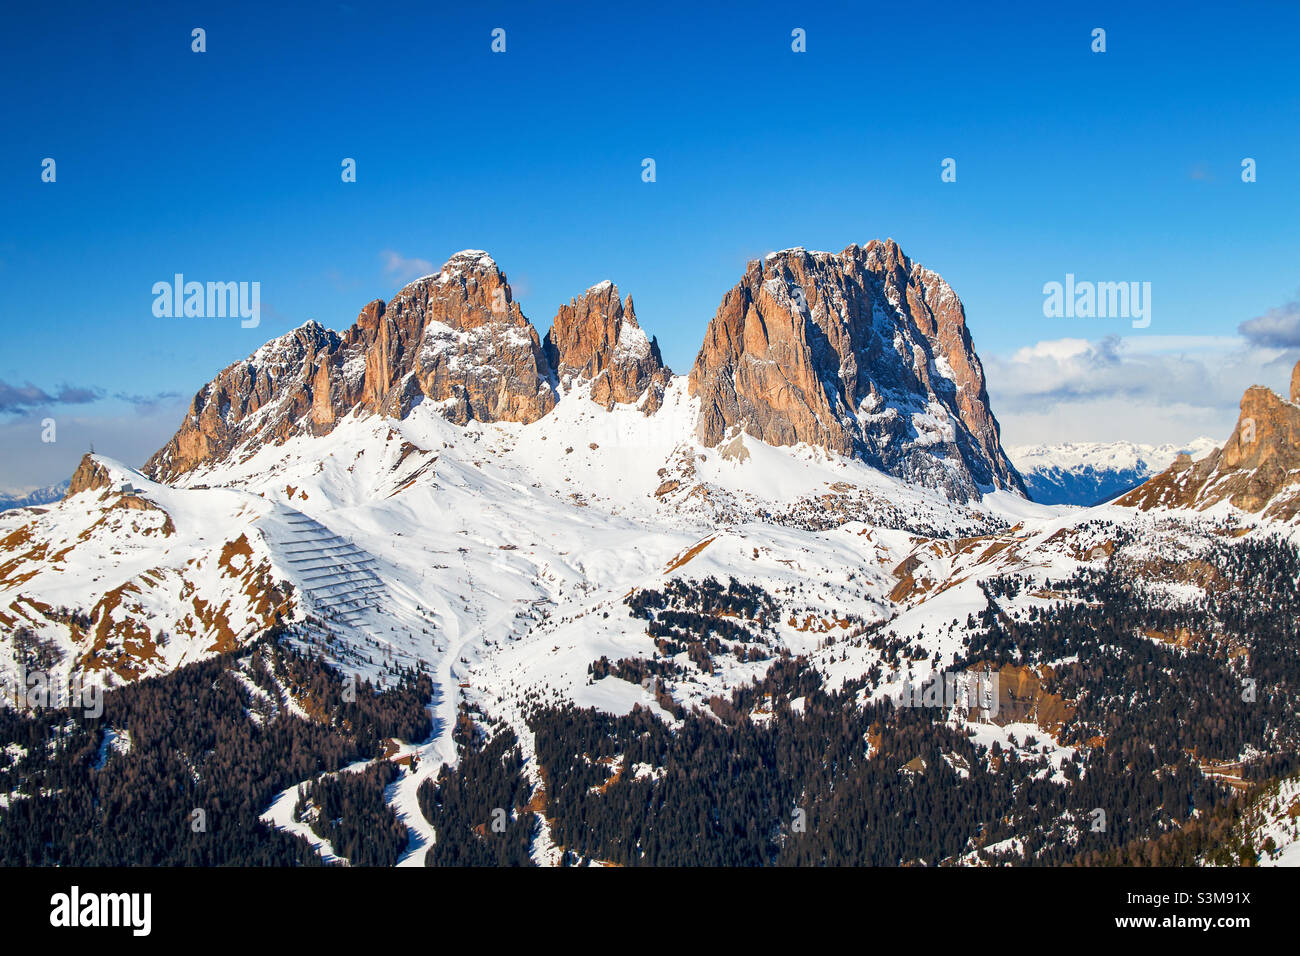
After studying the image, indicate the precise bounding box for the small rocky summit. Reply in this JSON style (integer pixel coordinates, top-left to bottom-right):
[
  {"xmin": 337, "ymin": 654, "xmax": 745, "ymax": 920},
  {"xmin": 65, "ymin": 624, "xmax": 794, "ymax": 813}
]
[
  {"xmin": 1120, "ymin": 358, "xmax": 1300, "ymax": 519},
  {"xmin": 65, "ymin": 454, "xmax": 114, "ymax": 498},
  {"xmin": 688, "ymin": 240, "xmax": 1023, "ymax": 500},
  {"xmin": 543, "ymin": 281, "xmax": 671, "ymax": 414}
]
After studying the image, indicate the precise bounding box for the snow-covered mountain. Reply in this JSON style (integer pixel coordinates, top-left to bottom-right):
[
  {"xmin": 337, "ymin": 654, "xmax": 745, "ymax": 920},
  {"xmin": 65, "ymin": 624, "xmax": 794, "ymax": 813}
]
[
  {"xmin": 0, "ymin": 480, "xmax": 70, "ymax": 513},
  {"xmin": 3, "ymin": 241, "xmax": 1035, "ymax": 704},
  {"xmin": 691, "ymin": 242, "xmax": 1024, "ymax": 500},
  {"xmin": 1009, "ymin": 438, "xmax": 1218, "ymax": 506},
  {"xmin": 5, "ymin": 245, "xmax": 1300, "ymax": 867},
  {"xmin": 144, "ymin": 242, "xmax": 1025, "ymax": 502}
]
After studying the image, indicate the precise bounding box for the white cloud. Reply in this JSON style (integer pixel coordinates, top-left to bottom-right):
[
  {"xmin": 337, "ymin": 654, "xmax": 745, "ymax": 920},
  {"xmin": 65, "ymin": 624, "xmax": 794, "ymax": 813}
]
[
  {"xmin": 986, "ymin": 335, "xmax": 1298, "ymax": 446},
  {"xmin": 1239, "ymin": 299, "xmax": 1300, "ymax": 348},
  {"xmin": 380, "ymin": 250, "xmax": 435, "ymax": 283}
]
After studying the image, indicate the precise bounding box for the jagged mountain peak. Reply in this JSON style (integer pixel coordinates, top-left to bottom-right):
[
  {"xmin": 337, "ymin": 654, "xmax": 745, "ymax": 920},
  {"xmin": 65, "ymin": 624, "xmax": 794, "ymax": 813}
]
[
  {"xmin": 690, "ymin": 239, "xmax": 1022, "ymax": 501},
  {"xmin": 443, "ymin": 248, "xmax": 493, "ymax": 265},
  {"xmin": 1120, "ymin": 359, "xmax": 1300, "ymax": 521},
  {"xmin": 144, "ymin": 243, "xmax": 1021, "ymax": 502},
  {"xmin": 543, "ymin": 279, "xmax": 670, "ymax": 414},
  {"xmin": 145, "ymin": 251, "xmax": 558, "ymax": 482}
]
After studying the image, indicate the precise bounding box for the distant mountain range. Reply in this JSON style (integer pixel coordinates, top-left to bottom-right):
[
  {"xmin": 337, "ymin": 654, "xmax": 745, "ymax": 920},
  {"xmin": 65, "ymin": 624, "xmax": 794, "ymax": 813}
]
[
  {"xmin": 0, "ymin": 480, "xmax": 69, "ymax": 513},
  {"xmin": 1008, "ymin": 439, "xmax": 1220, "ymax": 506}
]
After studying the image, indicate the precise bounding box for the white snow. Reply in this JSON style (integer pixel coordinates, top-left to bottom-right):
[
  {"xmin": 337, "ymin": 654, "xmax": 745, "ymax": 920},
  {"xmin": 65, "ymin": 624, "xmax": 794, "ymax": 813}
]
[
  {"xmin": 1009, "ymin": 438, "xmax": 1219, "ymax": 475},
  {"xmin": 5, "ymin": 366, "xmax": 1298, "ymax": 867}
]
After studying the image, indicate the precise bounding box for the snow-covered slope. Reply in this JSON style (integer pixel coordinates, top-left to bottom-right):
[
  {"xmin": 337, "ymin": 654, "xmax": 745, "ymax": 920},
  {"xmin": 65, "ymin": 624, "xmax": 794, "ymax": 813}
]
[
  {"xmin": 6, "ymin": 373, "xmax": 1289, "ymax": 732},
  {"xmin": 0, "ymin": 376, "xmax": 1032, "ymax": 697},
  {"xmin": 0, "ymin": 457, "xmax": 291, "ymax": 693},
  {"xmin": 1009, "ymin": 438, "xmax": 1218, "ymax": 506},
  {"xmin": 7, "ymin": 248, "xmax": 1300, "ymax": 866},
  {"xmin": 6, "ymin": 370, "xmax": 1300, "ymax": 866}
]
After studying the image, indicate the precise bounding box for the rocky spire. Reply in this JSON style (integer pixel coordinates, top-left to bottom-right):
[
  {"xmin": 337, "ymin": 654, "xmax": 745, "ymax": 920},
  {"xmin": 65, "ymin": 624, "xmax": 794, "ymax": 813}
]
[
  {"xmin": 1120, "ymin": 358, "xmax": 1300, "ymax": 519},
  {"xmin": 543, "ymin": 281, "xmax": 671, "ymax": 414}
]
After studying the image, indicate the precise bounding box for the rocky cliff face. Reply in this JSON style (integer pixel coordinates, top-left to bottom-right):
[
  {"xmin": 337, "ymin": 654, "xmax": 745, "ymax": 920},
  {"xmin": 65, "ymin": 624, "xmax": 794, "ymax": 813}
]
[
  {"xmin": 66, "ymin": 454, "xmax": 114, "ymax": 498},
  {"xmin": 146, "ymin": 322, "xmax": 344, "ymax": 481},
  {"xmin": 543, "ymin": 281, "xmax": 671, "ymax": 413},
  {"xmin": 1120, "ymin": 359, "xmax": 1300, "ymax": 520},
  {"xmin": 689, "ymin": 240, "xmax": 1023, "ymax": 500},
  {"xmin": 144, "ymin": 242, "xmax": 1023, "ymax": 501},
  {"xmin": 146, "ymin": 251, "xmax": 557, "ymax": 481}
]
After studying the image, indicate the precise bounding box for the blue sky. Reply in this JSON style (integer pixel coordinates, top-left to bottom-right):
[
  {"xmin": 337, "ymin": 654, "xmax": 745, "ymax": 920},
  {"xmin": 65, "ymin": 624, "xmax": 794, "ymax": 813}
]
[{"xmin": 2, "ymin": 0, "xmax": 1299, "ymax": 488}]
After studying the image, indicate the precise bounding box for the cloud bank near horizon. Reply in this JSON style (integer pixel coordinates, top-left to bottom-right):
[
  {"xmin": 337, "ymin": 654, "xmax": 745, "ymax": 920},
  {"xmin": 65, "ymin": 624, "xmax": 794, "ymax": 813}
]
[{"xmin": 986, "ymin": 332, "xmax": 1298, "ymax": 448}]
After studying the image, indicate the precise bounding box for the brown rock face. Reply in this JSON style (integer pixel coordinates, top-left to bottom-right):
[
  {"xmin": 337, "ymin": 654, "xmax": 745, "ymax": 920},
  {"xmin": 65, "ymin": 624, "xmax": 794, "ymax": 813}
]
[
  {"xmin": 1219, "ymin": 384, "xmax": 1300, "ymax": 476},
  {"xmin": 149, "ymin": 322, "xmax": 344, "ymax": 481},
  {"xmin": 1291, "ymin": 358, "xmax": 1300, "ymax": 405},
  {"xmin": 65, "ymin": 454, "xmax": 113, "ymax": 498},
  {"xmin": 145, "ymin": 251, "xmax": 557, "ymax": 481},
  {"xmin": 1120, "ymin": 360, "xmax": 1300, "ymax": 518},
  {"xmin": 543, "ymin": 281, "xmax": 671, "ymax": 413},
  {"xmin": 688, "ymin": 240, "xmax": 1023, "ymax": 500}
]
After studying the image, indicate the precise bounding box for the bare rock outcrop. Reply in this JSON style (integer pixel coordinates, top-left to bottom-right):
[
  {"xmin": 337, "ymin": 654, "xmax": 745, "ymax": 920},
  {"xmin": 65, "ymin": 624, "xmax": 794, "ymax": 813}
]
[
  {"xmin": 543, "ymin": 281, "xmax": 670, "ymax": 413},
  {"xmin": 1120, "ymin": 359, "xmax": 1300, "ymax": 519},
  {"xmin": 688, "ymin": 240, "xmax": 1023, "ymax": 500},
  {"xmin": 65, "ymin": 454, "xmax": 114, "ymax": 498}
]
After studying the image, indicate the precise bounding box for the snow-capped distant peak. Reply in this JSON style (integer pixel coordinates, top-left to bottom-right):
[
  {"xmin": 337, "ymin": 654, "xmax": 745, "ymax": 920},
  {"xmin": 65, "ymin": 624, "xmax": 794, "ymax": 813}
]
[
  {"xmin": 0, "ymin": 480, "xmax": 71, "ymax": 512},
  {"xmin": 1009, "ymin": 438, "xmax": 1219, "ymax": 506},
  {"xmin": 1009, "ymin": 438, "xmax": 1218, "ymax": 473}
]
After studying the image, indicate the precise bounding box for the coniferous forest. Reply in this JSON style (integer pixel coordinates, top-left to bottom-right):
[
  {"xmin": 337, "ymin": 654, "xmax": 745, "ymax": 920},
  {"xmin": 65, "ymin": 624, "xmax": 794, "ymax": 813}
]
[
  {"xmin": 0, "ymin": 629, "xmax": 430, "ymax": 865},
  {"xmin": 2, "ymin": 536, "xmax": 1298, "ymax": 866}
]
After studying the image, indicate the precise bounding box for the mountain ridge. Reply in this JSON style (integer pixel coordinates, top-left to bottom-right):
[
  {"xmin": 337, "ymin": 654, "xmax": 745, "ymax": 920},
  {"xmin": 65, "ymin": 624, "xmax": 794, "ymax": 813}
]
[
  {"xmin": 0, "ymin": 480, "xmax": 70, "ymax": 513},
  {"xmin": 1009, "ymin": 438, "xmax": 1219, "ymax": 506},
  {"xmin": 142, "ymin": 242, "xmax": 1023, "ymax": 502}
]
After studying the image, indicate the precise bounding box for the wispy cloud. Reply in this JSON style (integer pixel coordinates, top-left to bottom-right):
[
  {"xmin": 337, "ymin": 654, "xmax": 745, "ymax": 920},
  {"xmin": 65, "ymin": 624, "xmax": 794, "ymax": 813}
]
[
  {"xmin": 1239, "ymin": 298, "xmax": 1300, "ymax": 348},
  {"xmin": 380, "ymin": 250, "xmax": 435, "ymax": 284},
  {"xmin": 988, "ymin": 336, "xmax": 1217, "ymax": 407},
  {"xmin": 113, "ymin": 390, "xmax": 184, "ymax": 415},
  {"xmin": 0, "ymin": 381, "xmax": 104, "ymax": 415},
  {"xmin": 986, "ymin": 334, "xmax": 1297, "ymax": 447}
]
